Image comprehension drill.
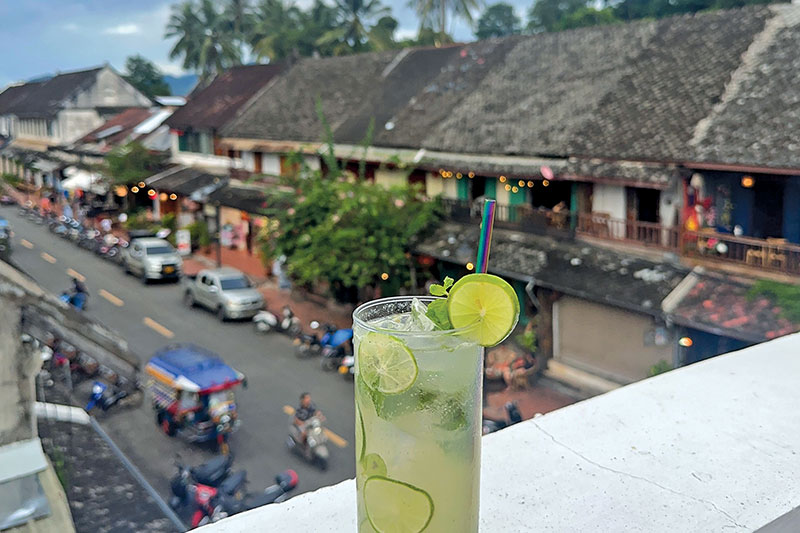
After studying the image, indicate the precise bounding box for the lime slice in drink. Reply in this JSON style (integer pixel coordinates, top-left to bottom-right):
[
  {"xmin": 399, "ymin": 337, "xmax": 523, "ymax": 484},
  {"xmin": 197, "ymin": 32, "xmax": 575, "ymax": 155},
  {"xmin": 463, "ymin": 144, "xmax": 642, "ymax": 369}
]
[
  {"xmin": 358, "ymin": 332, "xmax": 418, "ymax": 394},
  {"xmin": 355, "ymin": 405, "xmax": 366, "ymax": 462},
  {"xmin": 362, "ymin": 453, "xmax": 387, "ymax": 477},
  {"xmin": 447, "ymin": 273, "xmax": 520, "ymax": 347},
  {"xmin": 364, "ymin": 476, "xmax": 434, "ymax": 533}
]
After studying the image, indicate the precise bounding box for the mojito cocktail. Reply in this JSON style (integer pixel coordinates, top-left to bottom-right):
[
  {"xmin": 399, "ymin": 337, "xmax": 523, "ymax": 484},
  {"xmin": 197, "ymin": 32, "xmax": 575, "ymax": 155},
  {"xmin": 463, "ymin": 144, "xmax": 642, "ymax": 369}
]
[{"xmin": 353, "ymin": 275, "xmax": 519, "ymax": 533}]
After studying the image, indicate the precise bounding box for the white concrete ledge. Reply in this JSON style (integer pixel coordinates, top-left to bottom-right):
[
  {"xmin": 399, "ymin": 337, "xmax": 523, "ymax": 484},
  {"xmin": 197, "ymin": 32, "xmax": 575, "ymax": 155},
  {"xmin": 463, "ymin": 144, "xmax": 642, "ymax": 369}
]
[
  {"xmin": 199, "ymin": 333, "xmax": 800, "ymax": 532},
  {"xmin": 35, "ymin": 402, "xmax": 90, "ymax": 425}
]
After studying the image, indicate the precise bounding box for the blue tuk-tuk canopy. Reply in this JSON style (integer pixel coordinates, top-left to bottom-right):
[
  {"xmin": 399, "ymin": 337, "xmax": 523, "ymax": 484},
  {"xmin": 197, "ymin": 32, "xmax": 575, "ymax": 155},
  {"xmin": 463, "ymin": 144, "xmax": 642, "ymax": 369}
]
[{"xmin": 147, "ymin": 344, "xmax": 244, "ymax": 393}]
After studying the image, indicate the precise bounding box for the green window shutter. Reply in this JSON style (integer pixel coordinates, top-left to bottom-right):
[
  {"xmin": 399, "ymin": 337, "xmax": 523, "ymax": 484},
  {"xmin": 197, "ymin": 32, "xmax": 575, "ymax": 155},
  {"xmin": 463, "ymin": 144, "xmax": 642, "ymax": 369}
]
[
  {"xmin": 484, "ymin": 178, "xmax": 496, "ymax": 200},
  {"xmin": 457, "ymin": 178, "xmax": 469, "ymax": 200}
]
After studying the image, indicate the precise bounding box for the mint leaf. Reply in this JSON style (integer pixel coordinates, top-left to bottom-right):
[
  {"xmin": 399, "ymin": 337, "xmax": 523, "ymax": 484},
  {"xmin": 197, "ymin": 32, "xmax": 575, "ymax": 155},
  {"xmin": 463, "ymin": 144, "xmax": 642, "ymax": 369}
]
[
  {"xmin": 443, "ymin": 276, "xmax": 454, "ymax": 290},
  {"xmin": 425, "ymin": 299, "xmax": 453, "ymax": 330},
  {"xmin": 429, "ymin": 284, "xmax": 447, "ymax": 297}
]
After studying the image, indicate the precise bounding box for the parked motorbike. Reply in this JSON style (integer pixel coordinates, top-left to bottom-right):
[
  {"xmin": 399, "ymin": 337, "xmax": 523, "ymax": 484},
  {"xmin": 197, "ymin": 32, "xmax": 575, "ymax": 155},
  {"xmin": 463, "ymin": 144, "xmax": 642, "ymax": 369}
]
[
  {"xmin": 319, "ymin": 326, "xmax": 354, "ymax": 371},
  {"xmin": 189, "ymin": 469, "xmax": 298, "ymax": 527},
  {"xmin": 85, "ymin": 381, "xmax": 129, "ymax": 412},
  {"xmin": 253, "ymin": 305, "xmax": 301, "ymax": 335},
  {"xmin": 287, "ymin": 415, "xmax": 330, "ymax": 470},
  {"xmin": 337, "ymin": 355, "xmax": 355, "ymax": 380},
  {"xmin": 60, "ymin": 289, "xmax": 88, "ymax": 311},
  {"xmin": 482, "ymin": 402, "xmax": 523, "ymax": 435},
  {"xmin": 0, "ymin": 195, "xmax": 15, "ymax": 206},
  {"xmin": 293, "ymin": 321, "xmax": 322, "ymax": 357},
  {"xmin": 169, "ymin": 455, "xmax": 236, "ymax": 509}
]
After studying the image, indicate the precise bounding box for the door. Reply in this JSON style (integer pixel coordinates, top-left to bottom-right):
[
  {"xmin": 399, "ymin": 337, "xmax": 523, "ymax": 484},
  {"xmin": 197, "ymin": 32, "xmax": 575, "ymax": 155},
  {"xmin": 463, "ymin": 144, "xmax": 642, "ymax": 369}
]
[
  {"xmin": 753, "ymin": 180, "xmax": 784, "ymax": 238},
  {"xmin": 131, "ymin": 243, "xmax": 144, "ymax": 273},
  {"xmin": 197, "ymin": 274, "xmax": 212, "ymax": 307}
]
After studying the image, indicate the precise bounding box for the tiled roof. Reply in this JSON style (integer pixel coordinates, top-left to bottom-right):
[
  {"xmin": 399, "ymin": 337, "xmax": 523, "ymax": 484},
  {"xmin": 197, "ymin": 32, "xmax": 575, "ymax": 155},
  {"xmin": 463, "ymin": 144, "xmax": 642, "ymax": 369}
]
[
  {"xmin": 206, "ymin": 181, "xmax": 291, "ymax": 214},
  {"xmin": 146, "ymin": 165, "xmax": 226, "ymax": 196},
  {"xmin": 166, "ymin": 64, "xmax": 285, "ymax": 131},
  {"xmin": 0, "ymin": 82, "xmax": 44, "ymax": 115},
  {"xmin": 75, "ymin": 107, "xmax": 154, "ymax": 148},
  {"xmin": 690, "ymin": 5, "xmax": 800, "ymax": 169},
  {"xmin": 416, "ymin": 221, "xmax": 689, "ymax": 315},
  {"xmin": 670, "ymin": 271, "xmax": 800, "ymax": 342},
  {"xmin": 3, "ymin": 67, "xmax": 103, "ymax": 118},
  {"xmin": 221, "ymin": 52, "xmax": 400, "ymax": 142}
]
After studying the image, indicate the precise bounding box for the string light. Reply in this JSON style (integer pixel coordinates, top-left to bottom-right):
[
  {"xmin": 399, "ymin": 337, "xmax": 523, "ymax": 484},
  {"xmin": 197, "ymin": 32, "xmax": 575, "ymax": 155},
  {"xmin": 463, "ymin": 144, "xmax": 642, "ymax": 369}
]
[
  {"xmin": 456, "ymin": 173, "xmax": 462, "ymax": 179},
  {"xmin": 468, "ymin": 172, "xmax": 475, "ymax": 178},
  {"xmin": 114, "ymin": 186, "xmax": 127, "ymax": 197},
  {"xmin": 131, "ymin": 186, "xmax": 139, "ymax": 193},
  {"xmin": 518, "ymin": 180, "xmax": 525, "ymax": 187},
  {"xmin": 169, "ymin": 193, "xmax": 178, "ymax": 201},
  {"xmin": 512, "ymin": 186, "xmax": 519, "ymax": 193},
  {"xmin": 678, "ymin": 337, "xmax": 693, "ymax": 347},
  {"xmin": 466, "ymin": 262, "xmax": 474, "ymax": 271},
  {"xmin": 542, "ymin": 179, "xmax": 550, "ymax": 187},
  {"xmin": 439, "ymin": 169, "xmax": 445, "ymax": 175},
  {"xmin": 380, "ymin": 272, "xmax": 389, "ymax": 281},
  {"xmin": 527, "ymin": 181, "xmax": 534, "ymax": 187},
  {"xmin": 159, "ymin": 192, "xmax": 168, "ymax": 201},
  {"xmin": 138, "ymin": 181, "xmax": 146, "ymax": 188},
  {"xmin": 499, "ymin": 176, "xmax": 507, "ymax": 183},
  {"xmin": 147, "ymin": 189, "xmax": 156, "ymax": 198},
  {"xmin": 504, "ymin": 184, "xmax": 511, "ymax": 191}
]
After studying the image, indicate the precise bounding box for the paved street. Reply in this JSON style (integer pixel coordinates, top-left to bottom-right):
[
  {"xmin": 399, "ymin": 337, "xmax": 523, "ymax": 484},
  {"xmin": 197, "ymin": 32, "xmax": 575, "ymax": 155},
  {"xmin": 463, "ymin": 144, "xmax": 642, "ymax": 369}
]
[{"xmin": 2, "ymin": 206, "xmax": 356, "ymax": 508}]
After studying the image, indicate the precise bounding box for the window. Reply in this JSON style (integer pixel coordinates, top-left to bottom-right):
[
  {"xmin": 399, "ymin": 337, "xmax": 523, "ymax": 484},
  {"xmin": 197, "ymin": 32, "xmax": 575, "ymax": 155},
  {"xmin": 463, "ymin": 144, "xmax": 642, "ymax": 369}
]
[
  {"xmin": 145, "ymin": 245, "xmax": 174, "ymax": 255},
  {"xmin": 46, "ymin": 121, "xmax": 53, "ymax": 137},
  {"xmin": 220, "ymin": 277, "xmax": 251, "ymax": 290}
]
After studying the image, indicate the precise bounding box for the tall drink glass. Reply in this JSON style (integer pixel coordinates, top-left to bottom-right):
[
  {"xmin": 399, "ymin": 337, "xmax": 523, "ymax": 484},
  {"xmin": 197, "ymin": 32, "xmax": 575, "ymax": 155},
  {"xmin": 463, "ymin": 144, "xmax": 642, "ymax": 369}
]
[{"xmin": 353, "ymin": 296, "xmax": 483, "ymax": 533}]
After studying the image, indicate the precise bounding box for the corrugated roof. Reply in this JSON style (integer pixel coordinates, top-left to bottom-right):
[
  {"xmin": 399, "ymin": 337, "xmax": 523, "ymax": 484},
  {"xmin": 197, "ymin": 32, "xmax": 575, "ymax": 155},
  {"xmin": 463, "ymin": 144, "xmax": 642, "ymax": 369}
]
[
  {"xmin": 0, "ymin": 82, "xmax": 44, "ymax": 115},
  {"xmin": 76, "ymin": 107, "xmax": 154, "ymax": 147},
  {"xmin": 166, "ymin": 64, "xmax": 285, "ymax": 131}
]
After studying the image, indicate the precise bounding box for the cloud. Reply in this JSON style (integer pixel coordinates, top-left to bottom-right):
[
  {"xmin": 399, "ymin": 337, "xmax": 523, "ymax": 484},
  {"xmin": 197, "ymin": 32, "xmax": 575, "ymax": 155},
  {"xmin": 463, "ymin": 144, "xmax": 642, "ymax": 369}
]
[
  {"xmin": 103, "ymin": 23, "xmax": 140, "ymax": 35},
  {"xmin": 155, "ymin": 62, "xmax": 185, "ymax": 77},
  {"xmin": 63, "ymin": 23, "xmax": 80, "ymax": 32}
]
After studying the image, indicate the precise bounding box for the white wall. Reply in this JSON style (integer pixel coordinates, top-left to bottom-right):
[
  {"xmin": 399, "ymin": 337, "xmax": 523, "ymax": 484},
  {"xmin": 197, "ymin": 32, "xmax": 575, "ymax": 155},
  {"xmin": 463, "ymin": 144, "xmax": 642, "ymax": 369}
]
[
  {"xmin": 592, "ymin": 184, "xmax": 626, "ymax": 220},
  {"xmin": 172, "ymin": 150, "xmax": 243, "ymax": 170},
  {"xmin": 425, "ymin": 173, "xmax": 443, "ymax": 197},
  {"xmin": 70, "ymin": 67, "xmax": 152, "ymax": 109},
  {"xmin": 241, "ymin": 151, "xmax": 255, "ymax": 172},
  {"xmin": 374, "ymin": 168, "xmax": 407, "ymax": 189},
  {"xmin": 496, "ymin": 182, "xmax": 510, "ymax": 205},
  {"xmin": 56, "ymin": 109, "xmax": 103, "ymax": 144},
  {"xmin": 303, "ymin": 155, "xmax": 320, "ymax": 171},
  {"xmin": 263, "ymin": 154, "xmax": 280, "ymax": 176}
]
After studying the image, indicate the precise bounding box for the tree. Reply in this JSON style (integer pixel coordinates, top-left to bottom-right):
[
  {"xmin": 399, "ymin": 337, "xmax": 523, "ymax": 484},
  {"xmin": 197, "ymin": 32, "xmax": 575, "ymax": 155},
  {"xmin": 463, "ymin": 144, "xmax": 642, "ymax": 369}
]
[
  {"xmin": 319, "ymin": 0, "xmax": 390, "ymax": 54},
  {"xmin": 105, "ymin": 142, "xmax": 167, "ymax": 186},
  {"xmin": 165, "ymin": 0, "xmax": 242, "ymax": 82},
  {"xmin": 410, "ymin": 0, "xmax": 482, "ymax": 46},
  {"xmin": 249, "ymin": 0, "xmax": 305, "ymax": 61},
  {"xmin": 368, "ymin": 16, "xmax": 399, "ymax": 50},
  {"xmin": 557, "ymin": 6, "xmax": 618, "ymax": 30},
  {"xmin": 124, "ymin": 55, "xmax": 171, "ymax": 99},
  {"xmin": 475, "ymin": 3, "xmax": 521, "ymax": 39},
  {"xmin": 526, "ymin": 0, "xmax": 587, "ymax": 32}
]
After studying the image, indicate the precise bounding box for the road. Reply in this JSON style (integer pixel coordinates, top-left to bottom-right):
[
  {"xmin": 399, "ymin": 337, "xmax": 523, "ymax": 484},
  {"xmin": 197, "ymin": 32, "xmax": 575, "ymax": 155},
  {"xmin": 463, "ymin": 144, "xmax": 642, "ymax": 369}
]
[{"xmin": 3, "ymin": 207, "xmax": 356, "ymax": 506}]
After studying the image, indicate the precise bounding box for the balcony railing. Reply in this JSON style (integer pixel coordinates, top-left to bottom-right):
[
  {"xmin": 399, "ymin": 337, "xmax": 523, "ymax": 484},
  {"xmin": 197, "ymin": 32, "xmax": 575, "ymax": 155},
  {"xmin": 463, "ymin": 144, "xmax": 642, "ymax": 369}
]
[
  {"xmin": 576, "ymin": 212, "xmax": 680, "ymax": 251},
  {"xmin": 440, "ymin": 198, "xmax": 572, "ymax": 236},
  {"xmin": 682, "ymin": 230, "xmax": 800, "ymax": 275}
]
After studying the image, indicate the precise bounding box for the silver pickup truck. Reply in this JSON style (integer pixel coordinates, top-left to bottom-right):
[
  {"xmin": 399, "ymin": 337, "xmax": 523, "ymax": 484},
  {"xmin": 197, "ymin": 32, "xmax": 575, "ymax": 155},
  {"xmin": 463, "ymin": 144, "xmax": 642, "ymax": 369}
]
[
  {"xmin": 183, "ymin": 267, "xmax": 264, "ymax": 321},
  {"xmin": 122, "ymin": 237, "xmax": 183, "ymax": 284}
]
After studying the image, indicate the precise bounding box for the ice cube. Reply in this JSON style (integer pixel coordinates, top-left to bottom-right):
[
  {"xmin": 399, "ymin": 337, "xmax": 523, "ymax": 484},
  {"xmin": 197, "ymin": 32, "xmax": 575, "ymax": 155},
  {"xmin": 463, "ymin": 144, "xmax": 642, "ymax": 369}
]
[{"xmin": 409, "ymin": 298, "xmax": 437, "ymax": 331}]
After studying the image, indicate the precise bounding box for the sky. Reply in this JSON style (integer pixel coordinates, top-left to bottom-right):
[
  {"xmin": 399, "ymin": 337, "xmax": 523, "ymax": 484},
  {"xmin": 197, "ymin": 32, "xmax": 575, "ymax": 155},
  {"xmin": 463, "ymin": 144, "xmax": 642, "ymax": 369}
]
[{"xmin": 0, "ymin": 0, "xmax": 530, "ymax": 88}]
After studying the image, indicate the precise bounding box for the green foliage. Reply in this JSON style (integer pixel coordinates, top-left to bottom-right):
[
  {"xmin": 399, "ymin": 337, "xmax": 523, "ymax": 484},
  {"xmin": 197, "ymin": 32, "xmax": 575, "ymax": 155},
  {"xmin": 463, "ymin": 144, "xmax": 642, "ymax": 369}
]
[
  {"xmin": 515, "ymin": 328, "xmax": 537, "ymax": 353},
  {"xmin": 527, "ymin": 0, "xmax": 587, "ymax": 32},
  {"xmin": 476, "ymin": 3, "xmax": 521, "ymax": 39},
  {"xmin": 1, "ymin": 173, "xmax": 22, "ymax": 188},
  {"xmin": 124, "ymin": 55, "xmax": 171, "ymax": 99},
  {"xmin": 47, "ymin": 444, "xmax": 71, "ymax": 491},
  {"xmin": 317, "ymin": 0, "xmax": 391, "ymax": 54},
  {"xmin": 186, "ymin": 220, "xmax": 211, "ymax": 248},
  {"xmin": 748, "ymin": 280, "xmax": 800, "ymax": 322},
  {"xmin": 106, "ymin": 142, "xmax": 166, "ymax": 186},
  {"xmin": 648, "ymin": 359, "xmax": 672, "ymax": 377},
  {"xmin": 123, "ymin": 211, "xmax": 158, "ymax": 231},
  {"xmin": 557, "ymin": 6, "xmax": 619, "ymax": 30},
  {"xmin": 411, "ymin": 0, "xmax": 482, "ymax": 45}
]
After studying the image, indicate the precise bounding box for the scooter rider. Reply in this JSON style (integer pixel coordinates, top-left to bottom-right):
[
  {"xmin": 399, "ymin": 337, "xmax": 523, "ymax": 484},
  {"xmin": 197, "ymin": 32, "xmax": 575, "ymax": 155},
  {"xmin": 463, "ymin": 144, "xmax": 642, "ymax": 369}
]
[{"xmin": 292, "ymin": 392, "xmax": 324, "ymax": 444}]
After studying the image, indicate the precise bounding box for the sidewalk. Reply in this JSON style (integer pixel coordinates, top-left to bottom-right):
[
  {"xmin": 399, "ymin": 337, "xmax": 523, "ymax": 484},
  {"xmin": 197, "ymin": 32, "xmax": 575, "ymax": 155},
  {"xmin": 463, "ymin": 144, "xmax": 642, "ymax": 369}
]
[
  {"xmin": 484, "ymin": 379, "xmax": 578, "ymax": 421},
  {"xmin": 183, "ymin": 253, "xmax": 354, "ymax": 332}
]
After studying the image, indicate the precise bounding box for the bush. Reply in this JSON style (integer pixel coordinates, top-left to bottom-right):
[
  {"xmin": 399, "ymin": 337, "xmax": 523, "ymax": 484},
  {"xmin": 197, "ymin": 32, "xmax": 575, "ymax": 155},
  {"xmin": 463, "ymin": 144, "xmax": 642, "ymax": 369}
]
[
  {"xmin": 123, "ymin": 211, "xmax": 157, "ymax": 231},
  {"xmin": 1, "ymin": 172, "xmax": 22, "ymax": 188},
  {"xmin": 648, "ymin": 360, "xmax": 672, "ymax": 377},
  {"xmin": 515, "ymin": 328, "xmax": 537, "ymax": 353},
  {"xmin": 186, "ymin": 221, "xmax": 210, "ymax": 249}
]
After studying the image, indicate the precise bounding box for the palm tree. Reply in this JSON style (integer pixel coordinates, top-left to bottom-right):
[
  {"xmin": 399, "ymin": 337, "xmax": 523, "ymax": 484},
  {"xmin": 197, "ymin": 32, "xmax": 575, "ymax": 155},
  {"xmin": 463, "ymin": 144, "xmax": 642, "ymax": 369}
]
[
  {"xmin": 319, "ymin": 0, "xmax": 390, "ymax": 54},
  {"xmin": 409, "ymin": 0, "xmax": 482, "ymax": 45},
  {"xmin": 165, "ymin": 0, "xmax": 242, "ymax": 82},
  {"xmin": 249, "ymin": 0, "xmax": 304, "ymax": 61}
]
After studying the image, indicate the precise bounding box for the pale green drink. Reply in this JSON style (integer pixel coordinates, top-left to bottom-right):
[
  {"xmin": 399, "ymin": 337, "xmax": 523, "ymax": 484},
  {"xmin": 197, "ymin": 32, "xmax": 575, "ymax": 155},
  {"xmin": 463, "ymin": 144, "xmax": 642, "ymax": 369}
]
[{"xmin": 353, "ymin": 296, "xmax": 483, "ymax": 533}]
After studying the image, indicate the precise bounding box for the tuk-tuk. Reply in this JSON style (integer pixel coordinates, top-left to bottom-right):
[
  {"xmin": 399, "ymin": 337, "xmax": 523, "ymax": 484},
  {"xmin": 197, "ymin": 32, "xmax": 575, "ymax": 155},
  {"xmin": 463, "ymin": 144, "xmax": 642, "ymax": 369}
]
[
  {"xmin": 145, "ymin": 344, "xmax": 246, "ymax": 455},
  {"xmin": 0, "ymin": 218, "xmax": 12, "ymax": 261}
]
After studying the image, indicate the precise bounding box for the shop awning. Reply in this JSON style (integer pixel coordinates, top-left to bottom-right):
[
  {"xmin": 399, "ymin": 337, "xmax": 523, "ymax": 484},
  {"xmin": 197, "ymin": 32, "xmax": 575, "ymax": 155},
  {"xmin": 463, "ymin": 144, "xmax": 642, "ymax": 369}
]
[
  {"xmin": 61, "ymin": 166, "xmax": 108, "ymax": 194},
  {"xmin": 206, "ymin": 181, "xmax": 291, "ymax": 215},
  {"xmin": 146, "ymin": 165, "xmax": 227, "ymax": 197}
]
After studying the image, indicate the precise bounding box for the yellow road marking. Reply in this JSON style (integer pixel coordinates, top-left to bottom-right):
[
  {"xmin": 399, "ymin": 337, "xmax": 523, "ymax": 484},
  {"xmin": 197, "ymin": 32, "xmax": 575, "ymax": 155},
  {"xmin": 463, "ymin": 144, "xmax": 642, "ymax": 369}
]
[
  {"xmin": 20, "ymin": 239, "xmax": 34, "ymax": 249},
  {"xmin": 282, "ymin": 405, "xmax": 348, "ymax": 448},
  {"xmin": 41, "ymin": 252, "xmax": 57, "ymax": 264},
  {"xmin": 66, "ymin": 268, "xmax": 85, "ymax": 282},
  {"xmin": 99, "ymin": 289, "xmax": 124, "ymax": 307},
  {"xmin": 143, "ymin": 317, "xmax": 174, "ymax": 338}
]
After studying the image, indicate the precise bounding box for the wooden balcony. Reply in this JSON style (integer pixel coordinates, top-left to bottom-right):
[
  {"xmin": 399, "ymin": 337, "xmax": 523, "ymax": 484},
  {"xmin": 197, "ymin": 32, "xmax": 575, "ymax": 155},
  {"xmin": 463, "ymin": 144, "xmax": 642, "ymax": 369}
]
[
  {"xmin": 682, "ymin": 230, "xmax": 800, "ymax": 276},
  {"xmin": 576, "ymin": 212, "xmax": 680, "ymax": 251}
]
